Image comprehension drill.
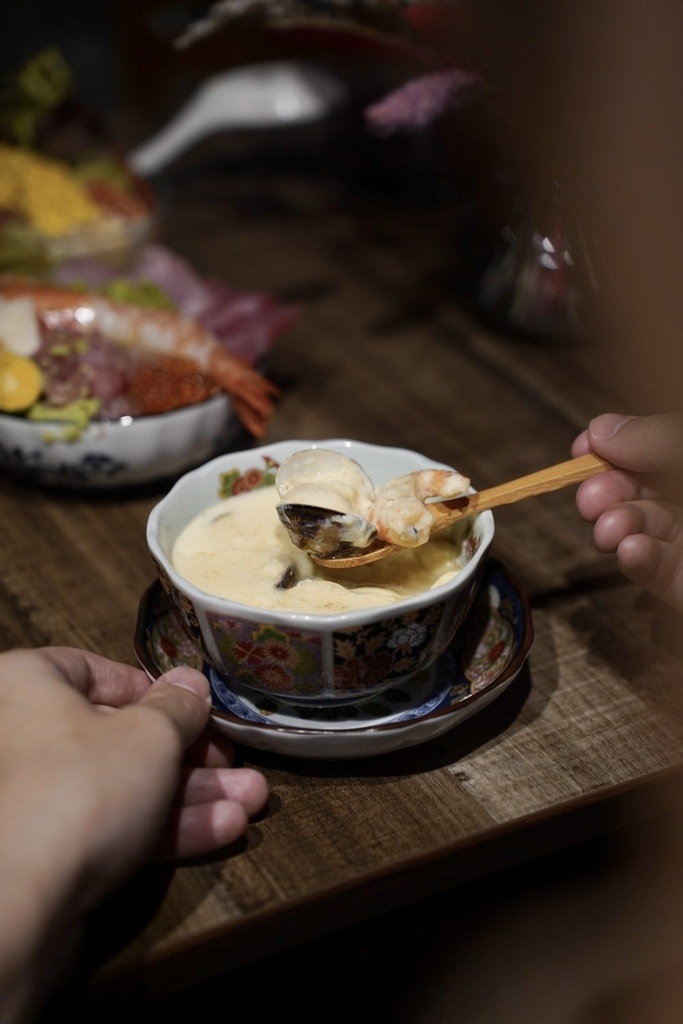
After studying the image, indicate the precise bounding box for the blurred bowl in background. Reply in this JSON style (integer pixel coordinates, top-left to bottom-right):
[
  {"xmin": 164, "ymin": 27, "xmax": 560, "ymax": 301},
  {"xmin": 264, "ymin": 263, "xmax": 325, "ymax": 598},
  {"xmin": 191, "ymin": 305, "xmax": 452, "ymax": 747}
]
[
  {"xmin": 0, "ymin": 392, "xmax": 240, "ymax": 490},
  {"xmin": 0, "ymin": 267, "xmax": 287, "ymax": 490},
  {"xmin": 41, "ymin": 206, "xmax": 156, "ymax": 272},
  {"xmin": 0, "ymin": 145, "xmax": 158, "ymax": 277}
]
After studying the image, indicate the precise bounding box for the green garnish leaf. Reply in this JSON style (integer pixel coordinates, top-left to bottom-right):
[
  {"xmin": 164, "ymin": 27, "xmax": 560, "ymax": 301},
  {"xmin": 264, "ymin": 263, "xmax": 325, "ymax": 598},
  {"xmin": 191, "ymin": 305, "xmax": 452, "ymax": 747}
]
[
  {"xmin": 100, "ymin": 278, "xmax": 176, "ymax": 310},
  {"xmin": 0, "ymin": 47, "xmax": 74, "ymax": 147},
  {"xmin": 28, "ymin": 397, "xmax": 101, "ymax": 437}
]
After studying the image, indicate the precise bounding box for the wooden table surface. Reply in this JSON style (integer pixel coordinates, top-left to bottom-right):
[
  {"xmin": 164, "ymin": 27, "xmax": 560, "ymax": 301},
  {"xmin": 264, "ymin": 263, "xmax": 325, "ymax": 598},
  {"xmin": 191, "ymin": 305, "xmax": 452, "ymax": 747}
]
[{"xmin": 3, "ymin": 84, "xmax": 683, "ymax": 1016}]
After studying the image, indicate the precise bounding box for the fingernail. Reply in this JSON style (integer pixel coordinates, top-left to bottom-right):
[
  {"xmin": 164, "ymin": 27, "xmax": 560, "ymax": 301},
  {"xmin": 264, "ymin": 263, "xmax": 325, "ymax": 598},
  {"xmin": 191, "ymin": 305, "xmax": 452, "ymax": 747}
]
[
  {"xmin": 164, "ymin": 666, "xmax": 212, "ymax": 703},
  {"xmin": 589, "ymin": 413, "xmax": 635, "ymax": 440}
]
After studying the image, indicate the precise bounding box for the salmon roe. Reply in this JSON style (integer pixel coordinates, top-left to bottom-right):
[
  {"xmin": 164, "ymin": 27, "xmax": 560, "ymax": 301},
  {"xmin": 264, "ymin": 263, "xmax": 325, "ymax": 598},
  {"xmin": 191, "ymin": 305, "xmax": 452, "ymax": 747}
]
[{"xmin": 127, "ymin": 355, "xmax": 220, "ymax": 414}]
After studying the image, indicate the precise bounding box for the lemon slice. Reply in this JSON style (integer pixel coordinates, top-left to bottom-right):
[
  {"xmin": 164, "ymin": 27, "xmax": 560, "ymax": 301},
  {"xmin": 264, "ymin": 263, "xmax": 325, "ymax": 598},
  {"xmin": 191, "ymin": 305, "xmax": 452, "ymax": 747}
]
[{"xmin": 0, "ymin": 351, "xmax": 43, "ymax": 413}]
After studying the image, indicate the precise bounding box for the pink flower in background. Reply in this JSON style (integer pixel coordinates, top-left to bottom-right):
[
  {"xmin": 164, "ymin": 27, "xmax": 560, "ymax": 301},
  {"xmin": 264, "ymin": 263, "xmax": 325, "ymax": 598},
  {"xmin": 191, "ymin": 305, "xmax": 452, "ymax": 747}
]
[{"xmin": 364, "ymin": 67, "xmax": 482, "ymax": 135}]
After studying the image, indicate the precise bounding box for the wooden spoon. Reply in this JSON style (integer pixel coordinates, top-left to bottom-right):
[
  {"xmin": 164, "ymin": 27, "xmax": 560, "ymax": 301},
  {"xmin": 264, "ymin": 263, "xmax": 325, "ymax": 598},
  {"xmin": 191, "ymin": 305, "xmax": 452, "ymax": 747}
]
[{"xmin": 298, "ymin": 452, "xmax": 611, "ymax": 569}]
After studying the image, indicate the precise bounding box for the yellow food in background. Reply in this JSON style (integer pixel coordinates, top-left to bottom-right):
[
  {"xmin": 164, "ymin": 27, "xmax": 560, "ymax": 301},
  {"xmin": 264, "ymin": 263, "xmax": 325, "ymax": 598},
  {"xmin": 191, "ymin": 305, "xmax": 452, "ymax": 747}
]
[
  {"xmin": 0, "ymin": 350, "xmax": 43, "ymax": 412},
  {"xmin": 0, "ymin": 143, "xmax": 100, "ymax": 236}
]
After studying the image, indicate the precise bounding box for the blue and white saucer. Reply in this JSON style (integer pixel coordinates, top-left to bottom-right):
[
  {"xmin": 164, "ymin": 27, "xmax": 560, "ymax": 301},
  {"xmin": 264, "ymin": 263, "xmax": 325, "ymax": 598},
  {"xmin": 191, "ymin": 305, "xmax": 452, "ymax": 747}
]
[{"xmin": 135, "ymin": 559, "xmax": 533, "ymax": 759}]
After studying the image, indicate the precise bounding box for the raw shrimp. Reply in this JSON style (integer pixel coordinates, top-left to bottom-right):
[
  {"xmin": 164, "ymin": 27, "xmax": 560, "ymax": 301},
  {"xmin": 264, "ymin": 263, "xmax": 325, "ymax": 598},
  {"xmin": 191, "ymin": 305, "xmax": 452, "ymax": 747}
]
[
  {"xmin": 370, "ymin": 468, "xmax": 470, "ymax": 547},
  {"xmin": 0, "ymin": 278, "xmax": 280, "ymax": 437}
]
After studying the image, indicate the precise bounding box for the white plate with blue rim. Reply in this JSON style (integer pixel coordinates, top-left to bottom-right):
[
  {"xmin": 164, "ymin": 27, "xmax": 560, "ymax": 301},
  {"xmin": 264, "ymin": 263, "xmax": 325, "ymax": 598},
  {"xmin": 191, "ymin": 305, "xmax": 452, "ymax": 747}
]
[{"xmin": 135, "ymin": 559, "xmax": 533, "ymax": 759}]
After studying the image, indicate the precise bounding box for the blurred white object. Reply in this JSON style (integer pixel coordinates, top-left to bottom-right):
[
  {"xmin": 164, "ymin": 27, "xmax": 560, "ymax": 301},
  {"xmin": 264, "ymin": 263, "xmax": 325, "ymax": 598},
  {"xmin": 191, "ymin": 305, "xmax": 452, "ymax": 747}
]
[
  {"xmin": 0, "ymin": 297, "xmax": 41, "ymax": 356},
  {"xmin": 129, "ymin": 61, "xmax": 348, "ymax": 176}
]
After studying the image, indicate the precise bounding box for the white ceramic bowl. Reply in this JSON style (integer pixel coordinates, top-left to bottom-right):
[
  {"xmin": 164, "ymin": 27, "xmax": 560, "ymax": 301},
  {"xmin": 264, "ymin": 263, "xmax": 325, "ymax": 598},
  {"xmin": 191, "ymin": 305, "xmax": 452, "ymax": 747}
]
[
  {"xmin": 0, "ymin": 394, "xmax": 240, "ymax": 490},
  {"xmin": 147, "ymin": 439, "xmax": 495, "ymax": 706}
]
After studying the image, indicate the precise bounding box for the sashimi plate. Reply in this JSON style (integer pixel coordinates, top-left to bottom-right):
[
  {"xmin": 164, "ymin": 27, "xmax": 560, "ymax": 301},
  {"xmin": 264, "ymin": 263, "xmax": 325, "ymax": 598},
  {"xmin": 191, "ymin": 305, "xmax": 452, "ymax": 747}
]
[{"xmin": 135, "ymin": 559, "xmax": 533, "ymax": 759}]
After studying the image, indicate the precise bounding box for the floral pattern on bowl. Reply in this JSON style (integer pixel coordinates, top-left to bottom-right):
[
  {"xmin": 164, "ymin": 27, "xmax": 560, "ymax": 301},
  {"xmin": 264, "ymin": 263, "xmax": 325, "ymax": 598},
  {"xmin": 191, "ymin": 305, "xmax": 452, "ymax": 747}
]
[
  {"xmin": 203, "ymin": 594, "xmax": 471, "ymax": 703},
  {"xmin": 135, "ymin": 559, "xmax": 533, "ymax": 758},
  {"xmin": 151, "ymin": 569, "xmax": 482, "ymax": 704}
]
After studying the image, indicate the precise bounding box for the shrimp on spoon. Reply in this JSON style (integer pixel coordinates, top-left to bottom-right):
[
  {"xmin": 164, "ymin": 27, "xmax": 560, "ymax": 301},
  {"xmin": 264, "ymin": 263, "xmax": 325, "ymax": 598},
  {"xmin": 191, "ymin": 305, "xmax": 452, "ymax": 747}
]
[
  {"xmin": 276, "ymin": 448, "xmax": 613, "ymax": 568},
  {"xmin": 275, "ymin": 448, "xmax": 470, "ymax": 557}
]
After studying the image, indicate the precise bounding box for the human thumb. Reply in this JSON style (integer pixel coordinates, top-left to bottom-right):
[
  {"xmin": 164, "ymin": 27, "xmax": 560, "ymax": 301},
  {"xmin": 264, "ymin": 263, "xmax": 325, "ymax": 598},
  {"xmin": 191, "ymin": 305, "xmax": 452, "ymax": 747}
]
[
  {"xmin": 587, "ymin": 413, "xmax": 683, "ymax": 475},
  {"xmin": 138, "ymin": 666, "xmax": 212, "ymax": 748}
]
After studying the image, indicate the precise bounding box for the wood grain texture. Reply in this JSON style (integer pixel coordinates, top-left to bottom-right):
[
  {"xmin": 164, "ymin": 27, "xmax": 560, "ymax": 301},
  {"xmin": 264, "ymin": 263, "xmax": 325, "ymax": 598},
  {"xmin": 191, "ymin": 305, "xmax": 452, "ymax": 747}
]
[{"xmin": 3, "ymin": 114, "xmax": 682, "ymax": 1015}]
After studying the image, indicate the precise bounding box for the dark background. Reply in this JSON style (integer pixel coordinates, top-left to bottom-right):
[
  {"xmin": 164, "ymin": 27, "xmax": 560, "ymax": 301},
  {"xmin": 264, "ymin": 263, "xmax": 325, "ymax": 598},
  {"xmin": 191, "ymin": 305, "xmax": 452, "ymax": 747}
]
[{"xmin": 0, "ymin": 1, "xmax": 121, "ymax": 109}]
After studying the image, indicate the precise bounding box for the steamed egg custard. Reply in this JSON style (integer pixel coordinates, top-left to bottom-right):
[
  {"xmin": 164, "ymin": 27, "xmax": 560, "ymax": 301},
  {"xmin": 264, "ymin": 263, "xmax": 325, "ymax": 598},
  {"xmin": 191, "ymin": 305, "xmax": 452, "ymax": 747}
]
[
  {"xmin": 171, "ymin": 449, "xmax": 472, "ymax": 614},
  {"xmin": 171, "ymin": 485, "xmax": 468, "ymax": 614},
  {"xmin": 172, "ymin": 487, "xmax": 466, "ymax": 612}
]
